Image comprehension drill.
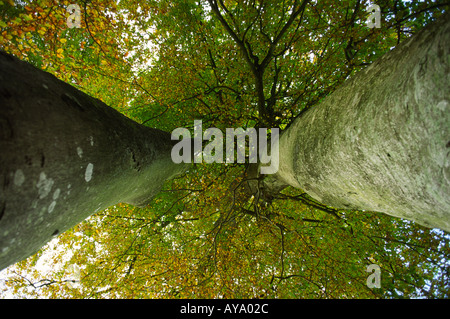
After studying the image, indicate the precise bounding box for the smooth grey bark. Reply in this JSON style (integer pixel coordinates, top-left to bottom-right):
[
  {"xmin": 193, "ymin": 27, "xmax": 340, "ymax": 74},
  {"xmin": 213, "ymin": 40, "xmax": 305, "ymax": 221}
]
[
  {"xmin": 0, "ymin": 52, "xmax": 188, "ymax": 270},
  {"xmin": 0, "ymin": 14, "xmax": 448, "ymax": 272},
  {"xmin": 273, "ymin": 14, "xmax": 450, "ymax": 232}
]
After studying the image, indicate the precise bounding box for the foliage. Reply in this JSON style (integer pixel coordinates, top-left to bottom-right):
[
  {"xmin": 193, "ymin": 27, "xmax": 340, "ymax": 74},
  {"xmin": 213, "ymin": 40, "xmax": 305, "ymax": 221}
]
[{"xmin": 0, "ymin": 0, "xmax": 449, "ymax": 298}]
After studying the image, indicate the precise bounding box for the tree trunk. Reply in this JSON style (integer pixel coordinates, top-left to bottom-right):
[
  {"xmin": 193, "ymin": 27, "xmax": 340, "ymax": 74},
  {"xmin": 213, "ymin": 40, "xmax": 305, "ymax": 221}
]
[
  {"xmin": 0, "ymin": 52, "xmax": 188, "ymax": 270},
  {"xmin": 273, "ymin": 14, "xmax": 450, "ymax": 232}
]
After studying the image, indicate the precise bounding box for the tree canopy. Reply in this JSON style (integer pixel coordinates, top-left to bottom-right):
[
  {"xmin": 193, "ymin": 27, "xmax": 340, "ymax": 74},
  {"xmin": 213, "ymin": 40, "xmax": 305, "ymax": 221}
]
[{"xmin": 0, "ymin": 0, "xmax": 449, "ymax": 298}]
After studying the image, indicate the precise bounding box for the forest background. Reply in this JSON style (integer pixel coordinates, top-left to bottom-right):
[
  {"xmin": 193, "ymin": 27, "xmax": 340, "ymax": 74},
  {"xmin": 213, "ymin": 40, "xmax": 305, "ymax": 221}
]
[{"xmin": 0, "ymin": 0, "xmax": 449, "ymax": 298}]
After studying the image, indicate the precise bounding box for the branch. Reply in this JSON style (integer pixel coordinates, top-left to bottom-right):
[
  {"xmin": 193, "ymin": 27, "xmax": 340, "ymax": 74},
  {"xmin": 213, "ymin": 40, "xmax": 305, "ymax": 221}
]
[
  {"xmin": 207, "ymin": 0, "xmax": 257, "ymax": 75},
  {"xmin": 260, "ymin": 0, "xmax": 310, "ymax": 70},
  {"xmin": 275, "ymin": 193, "xmax": 341, "ymax": 220}
]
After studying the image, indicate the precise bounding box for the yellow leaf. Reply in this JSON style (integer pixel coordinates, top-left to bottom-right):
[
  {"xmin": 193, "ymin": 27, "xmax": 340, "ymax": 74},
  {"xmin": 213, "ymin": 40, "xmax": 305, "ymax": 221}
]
[
  {"xmin": 57, "ymin": 48, "xmax": 64, "ymax": 54},
  {"xmin": 60, "ymin": 38, "xmax": 67, "ymax": 44}
]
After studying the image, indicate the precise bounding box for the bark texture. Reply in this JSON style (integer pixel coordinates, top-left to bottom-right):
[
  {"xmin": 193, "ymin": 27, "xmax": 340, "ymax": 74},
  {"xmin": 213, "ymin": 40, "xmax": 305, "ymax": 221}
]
[
  {"xmin": 274, "ymin": 14, "xmax": 450, "ymax": 232},
  {"xmin": 0, "ymin": 52, "xmax": 188, "ymax": 270}
]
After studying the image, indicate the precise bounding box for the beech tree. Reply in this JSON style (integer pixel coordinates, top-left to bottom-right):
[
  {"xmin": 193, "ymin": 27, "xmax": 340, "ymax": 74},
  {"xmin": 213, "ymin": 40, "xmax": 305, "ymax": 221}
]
[{"xmin": 0, "ymin": 0, "xmax": 449, "ymax": 298}]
